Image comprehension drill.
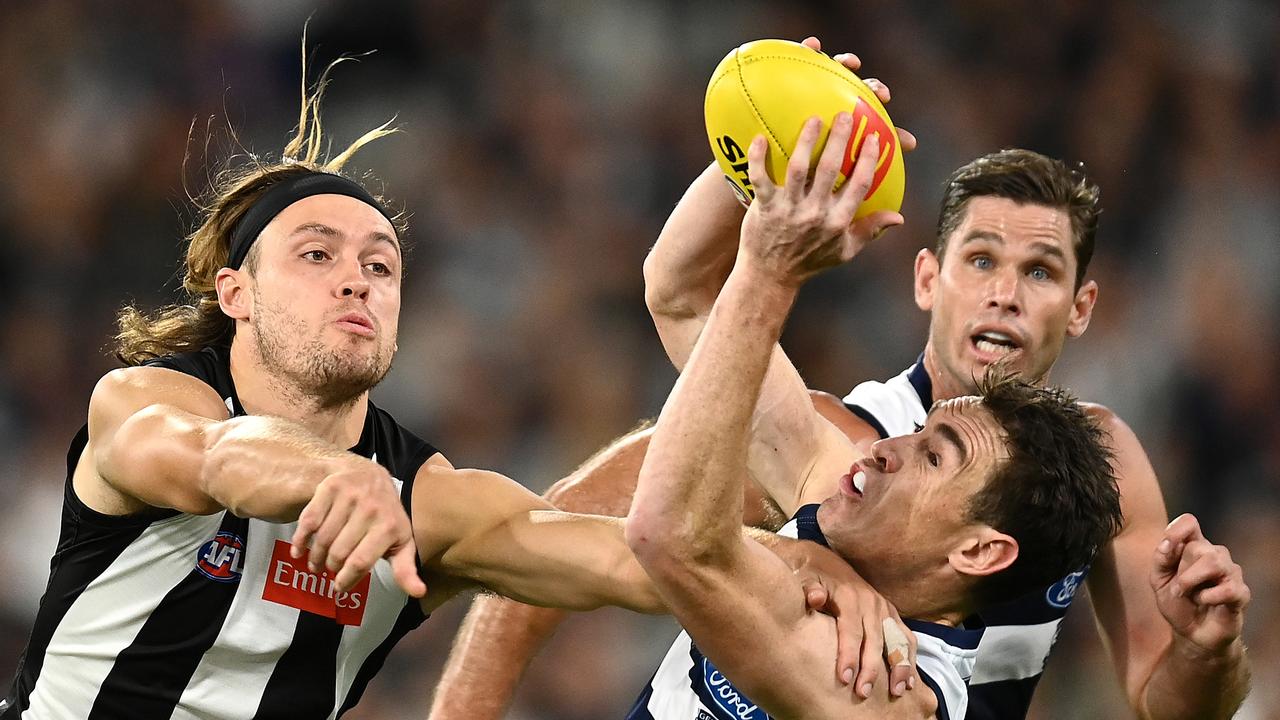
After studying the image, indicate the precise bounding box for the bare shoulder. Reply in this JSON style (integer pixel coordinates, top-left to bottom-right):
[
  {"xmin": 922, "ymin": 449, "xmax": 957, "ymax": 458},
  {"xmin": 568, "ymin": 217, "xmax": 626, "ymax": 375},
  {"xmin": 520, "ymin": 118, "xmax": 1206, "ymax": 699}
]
[
  {"xmin": 90, "ymin": 365, "xmax": 228, "ymax": 423},
  {"xmin": 810, "ymin": 390, "xmax": 881, "ymax": 450},
  {"xmin": 1078, "ymin": 401, "xmax": 1167, "ymax": 538},
  {"xmin": 1079, "ymin": 403, "xmax": 1154, "ymax": 481}
]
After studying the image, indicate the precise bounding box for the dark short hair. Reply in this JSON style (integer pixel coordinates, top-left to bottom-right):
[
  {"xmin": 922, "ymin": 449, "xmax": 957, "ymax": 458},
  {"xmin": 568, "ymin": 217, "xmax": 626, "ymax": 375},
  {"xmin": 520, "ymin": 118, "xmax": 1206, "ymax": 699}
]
[
  {"xmin": 965, "ymin": 372, "xmax": 1122, "ymax": 608},
  {"xmin": 936, "ymin": 149, "xmax": 1101, "ymax": 289}
]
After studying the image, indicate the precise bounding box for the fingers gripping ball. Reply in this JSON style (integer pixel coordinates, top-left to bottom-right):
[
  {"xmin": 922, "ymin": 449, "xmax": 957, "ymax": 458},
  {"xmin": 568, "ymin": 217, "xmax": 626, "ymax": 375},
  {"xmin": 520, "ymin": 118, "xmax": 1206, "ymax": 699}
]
[{"xmin": 705, "ymin": 38, "xmax": 905, "ymax": 218}]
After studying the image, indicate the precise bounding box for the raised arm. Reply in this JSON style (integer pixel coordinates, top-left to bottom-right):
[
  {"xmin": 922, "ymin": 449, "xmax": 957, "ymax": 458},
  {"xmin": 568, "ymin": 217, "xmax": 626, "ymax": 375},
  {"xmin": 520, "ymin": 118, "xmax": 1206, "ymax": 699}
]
[
  {"xmin": 629, "ymin": 120, "xmax": 931, "ymax": 718},
  {"xmin": 80, "ymin": 364, "xmax": 423, "ymax": 596},
  {"xmin": 1084, "ymin": 407, "xmax": 1250, "ymax": 719}
]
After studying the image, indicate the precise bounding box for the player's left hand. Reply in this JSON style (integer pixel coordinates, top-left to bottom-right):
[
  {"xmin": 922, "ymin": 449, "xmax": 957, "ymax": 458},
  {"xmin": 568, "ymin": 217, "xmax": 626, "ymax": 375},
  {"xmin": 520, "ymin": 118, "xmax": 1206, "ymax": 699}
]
[
  {"xmin": 1150, "ymin": 513, "xmax": 1250, "ymax": 655},
  {"xmin": 785, "ymin": 540, "xmax": 917, "ymax": 698}
]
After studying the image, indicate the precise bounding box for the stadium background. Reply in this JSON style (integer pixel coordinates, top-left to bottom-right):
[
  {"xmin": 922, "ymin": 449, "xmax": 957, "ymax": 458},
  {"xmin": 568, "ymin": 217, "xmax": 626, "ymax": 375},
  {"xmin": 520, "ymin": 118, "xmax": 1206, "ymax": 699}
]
[{"xmin": 1, "ymin": 1, "xmax": 1276, "ymax": 717}]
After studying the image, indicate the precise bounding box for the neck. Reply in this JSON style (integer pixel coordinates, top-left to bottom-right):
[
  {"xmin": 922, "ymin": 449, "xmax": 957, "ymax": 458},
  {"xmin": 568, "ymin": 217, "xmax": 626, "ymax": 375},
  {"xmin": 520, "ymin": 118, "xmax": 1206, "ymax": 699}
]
[
  {"xmin": 921, "ymin": 341, "xmax": 968, "ymax": 402},
  {"xmin": 228, "ymin": 338, "xmax": 368, "ymax": 448},
  {"xmin": 859, "ymin": 559, "xmax": 969, "ymax": 627}
]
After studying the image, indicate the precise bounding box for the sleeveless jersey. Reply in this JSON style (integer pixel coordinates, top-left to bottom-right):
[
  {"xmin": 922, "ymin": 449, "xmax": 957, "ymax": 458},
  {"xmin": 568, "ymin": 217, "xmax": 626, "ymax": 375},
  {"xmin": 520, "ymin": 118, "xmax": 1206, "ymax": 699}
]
[
  {"xmin": 627, "ymin": 505, "xmax": 983, "ymax": 720},
  {"xmin": 842, "ymin": 356, "xmax": 1090, "ymax": 720},
  {"xmin": 2, "ymin": 346, "xmax": 440, "ymax": 720}
]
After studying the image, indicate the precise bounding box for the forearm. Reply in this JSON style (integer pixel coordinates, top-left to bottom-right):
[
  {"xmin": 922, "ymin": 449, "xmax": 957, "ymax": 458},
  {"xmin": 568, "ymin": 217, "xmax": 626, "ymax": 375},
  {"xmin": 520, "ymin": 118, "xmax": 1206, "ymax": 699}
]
[
  {"xmin": 1138, "ymin": 637, "xmax": 1249, "ymax": 720},
  {"xmin": 431, "ymin": 424, "xmax": 654, "ymax": 719},
  {"xmin": 430, "ymin": 595, "xmax": 568, "ymax": 720},
  {"xmin": 644, "ymin": 163, "xmax": 745, "ymax": 367},
  {"xmin": 200, "ymin": 415, "xmax": 349, "ymax": 521},
  {"xmin": 631, "ymin": 266, "xmax": 795, "ymax": 562}
]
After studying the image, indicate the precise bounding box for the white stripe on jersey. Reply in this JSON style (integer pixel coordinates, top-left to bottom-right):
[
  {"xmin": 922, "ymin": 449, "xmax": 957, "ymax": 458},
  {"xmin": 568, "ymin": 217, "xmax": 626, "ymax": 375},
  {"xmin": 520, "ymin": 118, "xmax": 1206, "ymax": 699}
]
[
  {"xmin": 175, "ymin": 478, "xmax": 407, "ymax": 720},
  {"xmin": 968, "ymin": 620, "xmax": 1061, "ymax": 685},
  {"xmin": 25, "ymin": 512, "xmax": 225, "ymax": 718},
  {"xmin": 842, "ymin": 365, "xmax": 928, "ymax": 437},
  {"xmin": 916, "ymin": 632, "xmax": 976, "ymax": 719},
  {"xmin": 25, "ymin": 482, "xmax": 409, "ymax": 720}
]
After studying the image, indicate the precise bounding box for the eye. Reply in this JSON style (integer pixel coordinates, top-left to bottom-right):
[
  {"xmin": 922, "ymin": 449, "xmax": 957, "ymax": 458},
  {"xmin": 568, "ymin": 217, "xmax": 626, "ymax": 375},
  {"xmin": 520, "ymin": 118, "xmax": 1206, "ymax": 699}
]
[
  {"xmin": 302, "ymin": 249, "xmax": 330, "ymax": 262},
  {"xmin": 1029, "ymin": 266, "xmax": 1050, "ymax": 281},
  {"xmin": 913, "ymin": 422, "xmax": 924, "ymax": 433},
  {"xmin": 366, "ymin": 262, "xmax": 392, "ymax": 276},
  {"xmin": 928, "ymin": 451, "xmax": 940, "ymax": 468},
  {"xmin": 971, "ymin": 255, "xmax": 993, "ymax": 270}
]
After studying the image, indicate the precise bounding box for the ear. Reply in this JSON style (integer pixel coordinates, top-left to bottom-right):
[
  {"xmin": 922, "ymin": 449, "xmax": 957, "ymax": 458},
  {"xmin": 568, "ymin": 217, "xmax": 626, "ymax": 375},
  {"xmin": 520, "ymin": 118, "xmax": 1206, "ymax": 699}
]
[
  {"xmin": 1065, "ymin": 279, "xmax": 1097, "ymax": 338},
  {"xmin": 948, "ymin": 526, "xmax": 1018, "ymax": 578},
  {"xmin": 215, "ymin": 267, "xmax": 252, "ymax": 322},
  {"xmin": 914, "ymin": 248, "xmax": 940, "ymax": 312}
]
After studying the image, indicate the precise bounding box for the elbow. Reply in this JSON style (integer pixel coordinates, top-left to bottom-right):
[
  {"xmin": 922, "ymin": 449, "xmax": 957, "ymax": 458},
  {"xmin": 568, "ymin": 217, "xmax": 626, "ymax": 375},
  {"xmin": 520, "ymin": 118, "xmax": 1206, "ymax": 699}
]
[
  {"xmin": 626, "ymin": 508, "xmax": 712, "ymax": 578},
  {"xmin": 642, "ymin": 250, "xmax": 680, "ymax": 319}
]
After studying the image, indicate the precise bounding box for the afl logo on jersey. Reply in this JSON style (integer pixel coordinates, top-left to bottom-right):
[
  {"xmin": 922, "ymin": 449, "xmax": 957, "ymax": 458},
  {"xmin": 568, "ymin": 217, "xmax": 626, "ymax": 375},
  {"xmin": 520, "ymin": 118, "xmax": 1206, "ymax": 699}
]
[
  {"xmin": 196, "ymin": 531, "xmax": 246, "ymax": 583},
  {"xmin": 700, "ymin": 657, "xmax": 771, "ymax": 720},
  {"xmin": 1045, "ymin": 568, "xmax": 1087, "ymax": 609}
]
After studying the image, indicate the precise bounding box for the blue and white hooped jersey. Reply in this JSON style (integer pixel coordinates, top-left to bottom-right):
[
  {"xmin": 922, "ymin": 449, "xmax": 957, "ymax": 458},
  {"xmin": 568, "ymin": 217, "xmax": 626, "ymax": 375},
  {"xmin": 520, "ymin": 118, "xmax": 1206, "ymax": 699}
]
[
  {"xmin": 626, "ymin": 506, "xmax": 983, "ymax": 720},
  {"xmin": 843, "ymin": 356, "xmax": 1091, "ymax": 720}
]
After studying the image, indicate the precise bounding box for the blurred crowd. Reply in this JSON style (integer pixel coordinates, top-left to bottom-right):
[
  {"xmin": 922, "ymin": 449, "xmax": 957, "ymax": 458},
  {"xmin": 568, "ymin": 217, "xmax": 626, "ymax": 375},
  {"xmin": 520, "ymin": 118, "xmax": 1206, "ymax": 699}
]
[{"xmin": 1, "ymin": 1, "xmax": 1277, "ymax": 718}]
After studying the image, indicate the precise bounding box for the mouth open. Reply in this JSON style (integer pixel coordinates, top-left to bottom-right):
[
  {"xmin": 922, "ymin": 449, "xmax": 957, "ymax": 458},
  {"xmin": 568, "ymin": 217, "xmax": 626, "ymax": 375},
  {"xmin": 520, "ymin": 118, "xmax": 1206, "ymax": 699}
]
[
  {"xmin": 971, "ymin": 330, "xmax": 1021, "ymax": 359},
  {"xmin": 839, "ymin": 466, "xmax": 867, "ymax": 499}
]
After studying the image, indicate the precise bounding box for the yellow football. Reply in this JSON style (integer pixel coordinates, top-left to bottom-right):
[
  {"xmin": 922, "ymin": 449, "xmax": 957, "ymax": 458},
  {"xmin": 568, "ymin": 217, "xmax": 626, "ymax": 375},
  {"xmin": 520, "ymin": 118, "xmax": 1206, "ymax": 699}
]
[{"xmin": 705, "ymin": 38, "xmax": 905, "ymax": 218}]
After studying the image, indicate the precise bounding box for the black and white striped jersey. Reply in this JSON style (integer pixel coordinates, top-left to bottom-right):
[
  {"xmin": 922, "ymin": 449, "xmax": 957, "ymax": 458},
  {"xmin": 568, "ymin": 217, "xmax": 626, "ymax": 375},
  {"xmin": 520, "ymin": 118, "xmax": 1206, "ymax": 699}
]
[
  {"xmin": 843, "ymin": 356, "xmax": 1090, "ymax": 720},
  {"xmin": 2, "ymin": 346, "xmax": 439, "ymax": 720},
  {"xmin": 626, "ymin": 505, "xmax": 983, "ymax": 720}
]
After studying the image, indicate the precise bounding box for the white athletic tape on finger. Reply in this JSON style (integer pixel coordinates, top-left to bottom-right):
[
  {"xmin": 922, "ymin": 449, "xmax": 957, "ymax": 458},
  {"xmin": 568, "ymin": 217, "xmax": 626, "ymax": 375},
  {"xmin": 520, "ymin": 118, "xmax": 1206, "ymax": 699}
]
[{"xmin": 882, "ymin": 617, "xmax": 911, "ymax": 667}]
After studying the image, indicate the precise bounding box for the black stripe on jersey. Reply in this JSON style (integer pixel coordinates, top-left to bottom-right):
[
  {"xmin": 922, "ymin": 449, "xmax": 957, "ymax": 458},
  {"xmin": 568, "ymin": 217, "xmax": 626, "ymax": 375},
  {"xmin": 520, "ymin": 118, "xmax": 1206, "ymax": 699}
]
[
  {"xmin": 253, "ymin": 612, "xmax": 343, "ymax": 719},
  {"xmin": 844, "ymin": 403, "xmax": 890, "ymax": 439},
  {"xmin": 89, "ymin": 512, "xmax": 250, "ymax": 719},
  {"xmin": 962, "ymin": 570, "xmax": 1085, "ymax": 629},
  {"xmin": 791, "ymin": 504, "xmax": 830, "ymax": 547},
  {"xmin": 916, "ymin": 667, "xmax": 950, "ymax": 720},
  {"xmin": 685, "ymin": 644, "xmax": 770, "ymax": 720},
  {"xmin": 906, "ymin": 356, "xmax": 934, "ymax": 408},
  {"xmin": 4, "ymin": 427, "xmax": 159, "ymax": 719},
  {"xmin": 966, "ymin": 676, "xmax": 1041, "ymax": 719},
  {"xmin": 336, "ymin": 600, "xmax": 427, "ymax": 716}
]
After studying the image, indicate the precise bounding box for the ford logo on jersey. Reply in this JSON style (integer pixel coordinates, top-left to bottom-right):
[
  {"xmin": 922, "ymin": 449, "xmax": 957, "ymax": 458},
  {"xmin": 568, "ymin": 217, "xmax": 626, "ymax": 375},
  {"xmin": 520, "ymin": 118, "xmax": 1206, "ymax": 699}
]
[
  {"xmin": 195, "ymin": 531, "xmax": 246, "ymax": 583},
  {"xmin": 700, "ymin": 657, "xmax": 771, "ymax": 720},
  {"xmin": 1045, "ymin": 568, "xmax": 1087, "ymax": 609}
]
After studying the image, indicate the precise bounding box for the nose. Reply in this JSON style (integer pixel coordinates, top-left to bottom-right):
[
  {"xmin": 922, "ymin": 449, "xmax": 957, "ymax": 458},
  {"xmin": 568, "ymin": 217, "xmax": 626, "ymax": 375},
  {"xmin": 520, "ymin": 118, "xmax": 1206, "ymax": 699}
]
[
  {"xmin": 984, "ymin": 265, "xmax": 1022, "ymax": 315},
  {"xmin": 335, "ymin": 257, "xmax": 370, "ymax": 301},
  {"xmin": 870, "ymin": 438, "xmax": 900, "ymax": 473}
]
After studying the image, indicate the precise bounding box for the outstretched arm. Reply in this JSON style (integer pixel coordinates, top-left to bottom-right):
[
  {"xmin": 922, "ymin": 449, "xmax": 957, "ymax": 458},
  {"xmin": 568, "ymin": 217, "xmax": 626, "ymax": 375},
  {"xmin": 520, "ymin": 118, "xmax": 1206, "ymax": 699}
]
[
  {"xmin": 1085, "ymin": 408, "xmax": 1250, "ymax": 719},
  {"xmin": 629, "ymin": 120, "xmax": 930, "ymax": 718},
  {"xmin": 428, "ymin": 426, "xmax": 799, "ymax": 720},
  {"xmin": 428, "ymin": 426, "xmax": 654, "ymax": 720}
]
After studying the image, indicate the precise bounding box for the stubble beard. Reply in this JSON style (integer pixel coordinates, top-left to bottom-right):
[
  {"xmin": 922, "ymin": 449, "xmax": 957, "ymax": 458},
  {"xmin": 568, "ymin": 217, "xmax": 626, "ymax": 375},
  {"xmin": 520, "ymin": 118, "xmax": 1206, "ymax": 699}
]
[{"xmin": 252, "ymin": 294, "xmax": 394, "ymax": 410}]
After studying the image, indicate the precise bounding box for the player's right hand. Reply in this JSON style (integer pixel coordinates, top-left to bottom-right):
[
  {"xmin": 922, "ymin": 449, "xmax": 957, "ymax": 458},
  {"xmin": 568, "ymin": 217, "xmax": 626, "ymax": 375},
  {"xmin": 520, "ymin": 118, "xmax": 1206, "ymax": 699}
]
[
  {"xmin": 792, "ymin": 542, "xmax": 918, "ymax": 698},
  {"xmin": 739, "ymin": 112, "xmax": 903, "ymax": 288},
  {"xmin": 290, "ymin": 458, "xmax": 427, "ymax": 598}
]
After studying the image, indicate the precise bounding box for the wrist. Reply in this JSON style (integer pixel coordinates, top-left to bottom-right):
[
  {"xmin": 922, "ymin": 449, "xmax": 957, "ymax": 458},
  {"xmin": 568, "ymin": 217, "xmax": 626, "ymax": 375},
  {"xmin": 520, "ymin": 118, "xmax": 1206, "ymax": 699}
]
[
  {"xmin": 1172, "ymin": 632, "xmax": 1246, "ymax": 667},
  {"xmin": 727, "ymin": 257, "xmax": 803, "ymax": 300}
]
